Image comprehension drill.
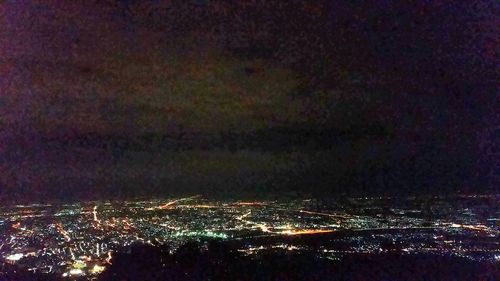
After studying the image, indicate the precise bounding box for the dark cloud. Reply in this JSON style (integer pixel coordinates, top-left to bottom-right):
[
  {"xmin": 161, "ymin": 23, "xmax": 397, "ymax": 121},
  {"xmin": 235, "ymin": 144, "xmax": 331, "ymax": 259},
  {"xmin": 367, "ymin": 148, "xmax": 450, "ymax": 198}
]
[{"xmin": 0, "ymin": 1, "xmax": 497, "ymax": 202}]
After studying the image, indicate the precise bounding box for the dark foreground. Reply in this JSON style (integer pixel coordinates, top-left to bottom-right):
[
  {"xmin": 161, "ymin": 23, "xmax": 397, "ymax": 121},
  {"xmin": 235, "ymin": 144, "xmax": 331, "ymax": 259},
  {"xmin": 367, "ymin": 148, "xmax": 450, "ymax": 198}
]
[{"xmin": 2, "ymin": 241, "xmax": 498, "ymax": 281}]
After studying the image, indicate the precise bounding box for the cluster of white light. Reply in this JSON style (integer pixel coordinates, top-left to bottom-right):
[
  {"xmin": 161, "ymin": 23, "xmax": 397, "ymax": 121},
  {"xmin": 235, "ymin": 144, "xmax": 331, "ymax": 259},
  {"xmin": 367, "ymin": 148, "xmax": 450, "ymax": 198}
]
[
  {"xmin": 5, "ymin": 253, "xmax": 24, "ymax": 261},
  {"xmin": 62, "ymin": 268, "xmax": 84, "ymax": 277}
]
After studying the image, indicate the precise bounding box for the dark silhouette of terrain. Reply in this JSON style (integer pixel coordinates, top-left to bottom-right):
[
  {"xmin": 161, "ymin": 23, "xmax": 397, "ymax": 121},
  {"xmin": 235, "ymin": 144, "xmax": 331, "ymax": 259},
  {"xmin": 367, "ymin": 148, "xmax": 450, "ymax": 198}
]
[
  {"xmin": 98, "ymin": 242, "xmax": 499, "ymax": 281},
  {"xmin": 2, "ymin": 240, "xmax": 498, "ymax": 281},
  {"xmin": 100, "ymin": 238, "xmax": 500, "ymax": 281}
]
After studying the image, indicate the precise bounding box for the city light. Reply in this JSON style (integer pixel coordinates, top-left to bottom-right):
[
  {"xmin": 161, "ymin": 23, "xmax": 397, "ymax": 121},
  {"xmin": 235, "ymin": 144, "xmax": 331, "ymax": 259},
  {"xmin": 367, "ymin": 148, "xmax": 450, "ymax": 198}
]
[
  {"xmin": 69, "ymin": 268, "xmax": 84, "ymax": 276},
  {"xmin": 0, "ymin": 195, "xmax": 498, "ymax": 279},
  {"xmin": 6, "ymin": 253, "xmax": 23, "ymax": 261},
  {"xmin": 90, "ymin": 264, "xmax": 106, "ymax": 274}
]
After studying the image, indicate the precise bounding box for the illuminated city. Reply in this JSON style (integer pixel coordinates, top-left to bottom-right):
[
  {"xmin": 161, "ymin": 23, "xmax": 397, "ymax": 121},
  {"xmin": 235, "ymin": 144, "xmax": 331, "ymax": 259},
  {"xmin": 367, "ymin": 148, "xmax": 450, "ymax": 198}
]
[
  {"xmin": 1, "ymin": 194, "xmax": 498, "ymax": 279},
  {"xmin": 1, "ymin": 1, "xmax": 497, "ymax": 280}
]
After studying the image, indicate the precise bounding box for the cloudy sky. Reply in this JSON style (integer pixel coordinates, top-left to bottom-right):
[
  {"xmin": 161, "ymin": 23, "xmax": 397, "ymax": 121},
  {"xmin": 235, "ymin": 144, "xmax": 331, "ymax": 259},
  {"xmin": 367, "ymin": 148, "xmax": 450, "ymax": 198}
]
[{"xmin": 0, "ymin": 1, "xmax": 497, "ymax": 202}]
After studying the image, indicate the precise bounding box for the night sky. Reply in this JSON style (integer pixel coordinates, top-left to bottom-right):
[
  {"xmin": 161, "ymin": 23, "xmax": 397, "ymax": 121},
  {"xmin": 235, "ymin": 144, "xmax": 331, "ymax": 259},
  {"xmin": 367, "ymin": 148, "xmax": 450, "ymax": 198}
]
[{"xmin": 0, "ymin": 1, "xmax": 498, "ymax": 202}]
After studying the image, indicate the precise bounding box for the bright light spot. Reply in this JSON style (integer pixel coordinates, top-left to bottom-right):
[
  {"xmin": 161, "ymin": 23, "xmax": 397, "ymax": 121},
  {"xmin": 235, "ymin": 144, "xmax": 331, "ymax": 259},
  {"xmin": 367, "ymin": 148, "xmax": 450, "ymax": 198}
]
[
  {"xmin": 105, "ymin": 251, "xmax": 113, "ymax": 264},
  {"xmin": 69, "ymin": 268, "xmax": 84, "ymax": 276},
  {"xmin": 6, "ymin": 253, "xmax": 23, "ymax": 261},
  {"xmin": 93, "ymin": 206, "xmax": 101, "ymax": 224},
  {"xmin": 91, "ymin": 264, "xmax": 106, "ymax": 274},
  {"xmin": 81, "ymin": 255, "xmax": 92, "ymax": 262},
  {"xmin": 73, "ymin": 260, "xmax": 87, "ymax": 269},
  {"xmin": 236, "ymin": 202, "xmax": 267, "ymax": 206},
  {"xmin": 280, "ymin": 229, "xmax": 336, "ymax": 235},
  {"xmin": 257, "ymin": 223, "xmax": 270, "ymax": 232}
]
